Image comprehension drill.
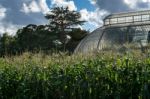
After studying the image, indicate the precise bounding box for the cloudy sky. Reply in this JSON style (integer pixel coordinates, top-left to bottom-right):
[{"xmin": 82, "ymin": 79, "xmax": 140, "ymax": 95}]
[{"xmin": 1, "ymin": 0, "xmax": 150, "ymax": 35}]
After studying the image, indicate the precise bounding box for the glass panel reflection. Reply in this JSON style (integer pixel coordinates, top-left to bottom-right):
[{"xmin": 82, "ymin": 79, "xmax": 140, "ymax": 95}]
[
  {"xmin": 110, "ymin": 18, "xmax": 117, "ymax": 24},
  {"xmin": 126, "ymin": 16, "xmax": 133, "ymax": 23},
  {"xmin": 118, "ymin": 17, "xmax": 126, "ymax": 23},
  {"xmin": 142, "ymin": 15, "xmax": 149, "ymax": 21},
  {"xmin": 134, "ymin": 16, "xmax": 142, "ymax": 22}
]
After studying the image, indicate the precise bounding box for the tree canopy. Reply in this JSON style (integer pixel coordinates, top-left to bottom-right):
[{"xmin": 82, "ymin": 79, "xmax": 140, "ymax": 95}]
[
  {"xmin": 0, "ymin": 6, "xmax": 88, "ymax": 56},
  {"xmin": 45, "ymin": 7, "xmax": 85, "ymax": 45}
]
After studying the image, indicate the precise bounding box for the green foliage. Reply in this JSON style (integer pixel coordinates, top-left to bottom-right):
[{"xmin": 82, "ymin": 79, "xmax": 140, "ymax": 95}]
[
  {"xmin": 66, "ymin": 28, "xmax": 88, "ymax": 52},
  {"xmin": 0, "ymin": 33, "xmax": 17, "ymax": 56},
  {"xmin": 45, "ymin": 7, "xmax": 85, "ymax": 45},
  {"xmin": 69, "ymin": 28, "xmax": 88, "ymax": 41},
  {"xmin": 0, "ymin": 7, "xmax": 87, "ymax": 56},
  {"xmin": 16, "ymin": 24, "xmax": 58, "ymax": 53},
  {"xmin": 0, "ymin": 26, "xmax": 88, "ymax": 56},
  {"xmin": 1, "ymin": 52, "xmax": 150, "ymax": 98}
]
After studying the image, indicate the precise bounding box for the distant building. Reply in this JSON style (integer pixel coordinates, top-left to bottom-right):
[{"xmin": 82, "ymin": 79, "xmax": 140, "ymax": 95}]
[{"xmin": 75, "ymin": 10, "xmax": 150, "ymax": 53}]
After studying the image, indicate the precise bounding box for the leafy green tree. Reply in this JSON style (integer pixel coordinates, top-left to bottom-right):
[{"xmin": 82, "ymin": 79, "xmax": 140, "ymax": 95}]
[
  {"xmin": 45, "ymin": 7, "xmax": 85, "ymax": 50},
  {"xmin": 0, "ymin": 7, "xmax": 88, "ymax": 56},
  {"xmin": 66, "ymin": 28, "xmax": 88, "ymax": 52},
  {"xmin": 16, "ymin": 24, "xmax": 60, "ymax": 53},
  {"xmin": 16, "ymin": 24, "xmax": 38, "ymax": 52},
  {"xmin": 0, "ymin": 33, "xmax": 17, "ymax": 56}
]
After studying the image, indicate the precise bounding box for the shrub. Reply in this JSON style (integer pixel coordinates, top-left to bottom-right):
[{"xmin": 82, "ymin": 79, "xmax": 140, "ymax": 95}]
[{"xmin": 0, "ymin": 52, "xmax": 150, "ymax": 98}]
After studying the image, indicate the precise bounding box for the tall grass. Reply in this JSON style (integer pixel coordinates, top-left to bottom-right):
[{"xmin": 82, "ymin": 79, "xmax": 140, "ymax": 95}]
[{"xmin": 1, "ymin": 51, "xmax": 150, "ymax": 98}]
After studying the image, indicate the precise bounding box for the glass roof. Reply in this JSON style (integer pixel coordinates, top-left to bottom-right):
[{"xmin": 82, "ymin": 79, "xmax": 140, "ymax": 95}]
[
  {"xmin": 75, "ymin": 10, "xmax": 150, "ymax": 53},
  {"xmin": 104, "ymin": 10, "xmax": 150, "ymax": 27},
  {"xmin": 75, "ymin": 25, "xmax": 150, "ymax": 53}
]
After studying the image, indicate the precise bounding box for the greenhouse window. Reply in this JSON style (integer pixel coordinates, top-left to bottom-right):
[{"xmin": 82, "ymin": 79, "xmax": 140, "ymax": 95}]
[
  {"xmin": 110, "ymin": 18, "xmax": 117, "ymax": 24},
  {"xmin": 142, "ymin": 15, "xmax": 149, "ymax": 21},
  {"xmin": 104, "ymin": 19, "xmax": 110, "ymax": 25},
  {"xmin": 126, "ymin": 16, "xmax": 133, "ymax": 23},
  {"xmin": 118, "ymin": 17, "xmax": 126, "ymax": 23},
  {"xmin": 134, "ymin": 15, "xmax": 142, "ymax": 22}
]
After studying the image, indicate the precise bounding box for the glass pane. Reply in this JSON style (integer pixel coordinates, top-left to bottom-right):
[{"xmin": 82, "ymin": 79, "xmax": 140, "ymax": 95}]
[
  {"xmin": 118, "ymin": 17, "xmax": 126, "ymax": 23},
  {"xmin": 134, "ymin": 15, "xmax": 141, "ymax": 22},
  {"xmin": 126, "ymin": 16, "xmax": 133, "ymax": 23},
  {"xmin": 142, "ymin": 15, "xmax": 149, "ymax": 21},
  {"xmin": 104, "ymin": 19, "xmax": 109, "ymax": 25},
  {"xmin": 110, "ymin": 18, "xmax": 117, "ymax": 24}
]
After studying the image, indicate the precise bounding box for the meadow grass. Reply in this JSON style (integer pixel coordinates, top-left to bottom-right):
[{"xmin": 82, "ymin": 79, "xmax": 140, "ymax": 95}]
[{"xmin": 1, "ymin": 51, "xmax": 150, "ymax": 99}]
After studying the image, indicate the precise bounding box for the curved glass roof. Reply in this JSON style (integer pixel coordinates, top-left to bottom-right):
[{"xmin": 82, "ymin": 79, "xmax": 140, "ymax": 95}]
[
  {"xmin": 75, "ymin": 10, "xmax": 150, "ymax": 53},
  {"xmin": 75, "ymin": 27, "xmax": 103, "ymax": 53},
  {"xmin": 75, "ymin": 25, "xmax": 150, "ymax": 53}
]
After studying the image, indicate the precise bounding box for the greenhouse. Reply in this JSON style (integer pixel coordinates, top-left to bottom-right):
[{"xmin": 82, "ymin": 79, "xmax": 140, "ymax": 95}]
[{"xmin": 75, "ymin": 10, "xmax": 150, "ymax": 53}]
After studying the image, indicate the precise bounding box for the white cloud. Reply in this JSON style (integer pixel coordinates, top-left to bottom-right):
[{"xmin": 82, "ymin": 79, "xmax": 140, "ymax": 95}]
[
  {"xmin": 28, "ymin": 1, "xmax": 41, "ymax": 13},
  {"xmin": 0, "ymin": 22, "xmax": 20, "ymax": 35},
  {"xmin": 21, "ymin": 0, "xmax": 49, "ymax": 14},
  {"xmin": 80, "ymin": 8, "xmax": 109, "ymax": 28},
  {"xmin": 38, "ymin": 0, "xmax": 49, "ymax": 13},
  {"xmin": 51, "ymin": 0, "xmax": 77, "ymax": 11},
  {"xmin": 0, "ymin": 5, "xmax": 6, "ymax": 20},
  {"xmin": 0, "ymin": 0, "xmax": 49, "ymax": 35},
  {"xmin": 143, "ymin": 0, "xmax": 150, "ymax": 2},
  {"xmin": 0, "ymin": 25, "xmax": 5, "ymax": 34},
  {"xmin": 0, "ymin": 0, "xmax": 77, "ymax": 35},
  {"xmin": 124, "ymin": 0, "xmax": 140, "ymax": 9},
  {"xmin": 3, "ymin": 0, "xmax": 150, "ymax": 35},
  {"xmin": 5, "ymin": 25, "xmax": 19, "ymax": 36},
  {"xmin": 80, "ymin": 9, "xmax": 89, "ymax": 21},
  {"xmin": 124, "ymin": 0, "xmax": 150, "ymax": 9},
  {"xmin": 21, "ymin": 3, "xmax": 30, "ymax": 14},
  {"xmin": 88, "ymin": 0, "xmax": 97, "ymax": 5},
  {"xmin": 51, "ymin": 0, "xmax": 64, "ymax": 4}
]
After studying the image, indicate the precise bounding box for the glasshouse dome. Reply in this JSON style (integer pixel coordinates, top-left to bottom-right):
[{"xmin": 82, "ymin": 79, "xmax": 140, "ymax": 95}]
[{"xmin": 75, "ymin": 10, "xmax": 150, "ymax": 53}]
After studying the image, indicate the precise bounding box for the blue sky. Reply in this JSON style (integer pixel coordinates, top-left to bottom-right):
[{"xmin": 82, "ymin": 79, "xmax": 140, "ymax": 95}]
[
  {"xmin": 72, "ymin": 0, "xmax": 95, "ymax": 11},
  {"xmin": 47, "ymin": 0, "xmax": 96, "ymax": 11},
  {"xmin": 0, "ymin": 0, "xmax": 150, "ymax": 35}
]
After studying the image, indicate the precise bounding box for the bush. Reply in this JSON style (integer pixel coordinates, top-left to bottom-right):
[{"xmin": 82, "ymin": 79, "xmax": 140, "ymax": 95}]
[{"xmin": 0, "ymin": 52, "xmax": 150, "ymax": 98}]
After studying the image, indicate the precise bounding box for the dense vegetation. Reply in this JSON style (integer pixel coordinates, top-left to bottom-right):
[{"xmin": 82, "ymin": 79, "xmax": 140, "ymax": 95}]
[
  {"xmin": 0, "ymin": 7, "xmax": 88, "ymax": 56},
  {"xmin": 1, "ymin": 6, "xmax": 150, "ymax": 99},
  {"xmin": 1, "ymin": 51, "xmax": 150, "ymax": 98}
]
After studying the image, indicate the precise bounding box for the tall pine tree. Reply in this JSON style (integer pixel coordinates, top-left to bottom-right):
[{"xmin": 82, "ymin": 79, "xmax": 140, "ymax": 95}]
[{"xmin": 45, "ymin": 7, "xmax": 85, "ymax": 50}]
